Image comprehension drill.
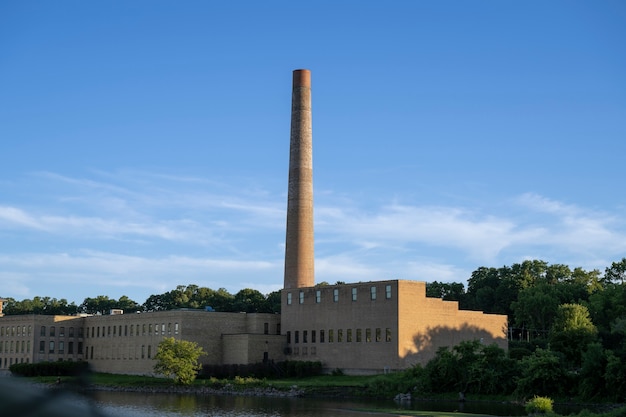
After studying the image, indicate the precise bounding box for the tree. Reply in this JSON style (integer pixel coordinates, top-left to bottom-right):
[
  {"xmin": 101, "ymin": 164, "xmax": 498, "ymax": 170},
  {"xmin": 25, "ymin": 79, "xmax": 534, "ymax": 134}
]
[
  {"xmin": 549, "ymin": 303, "xmax": 598, "ymax": 367},
  {"xmin": 154, "ymin": 337, "xmax": 205, "ymax": 385},
  {"xmin": 603, "ymin": 258, "xmax": 626, "ymax": 285}
]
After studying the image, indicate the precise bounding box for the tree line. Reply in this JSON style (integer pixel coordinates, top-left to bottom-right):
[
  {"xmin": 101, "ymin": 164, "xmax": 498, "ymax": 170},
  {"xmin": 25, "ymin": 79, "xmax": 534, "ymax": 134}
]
[{"xmin": 1, "ymin": 284, "xmax": 281, "ymax": 316}]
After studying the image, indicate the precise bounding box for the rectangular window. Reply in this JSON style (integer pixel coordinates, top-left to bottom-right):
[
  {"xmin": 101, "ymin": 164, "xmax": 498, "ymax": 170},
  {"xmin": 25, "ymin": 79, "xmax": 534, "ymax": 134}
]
[
  {"xmin": 161, "ymin": 324, "xmax": 165, "ymax": 335},
  {"xmin": 50, "ymin": 326, "xmax": 56, "ymax": 337},
  {"xmin": 174, "ymin": 323, "xmax": 179, "ymax": 335},
  {"xmin": 148, "ymin": 324, "xmax": 152, "ymax": 334},
  {"xmin": 49, "ymin": 341, "xmax": 55, "ymax": 354},
  {"xmin": 58, "ymin": 341, "xmax": 65, "ymax": 354},
  {"xmin": 68, "ymin": 342, "xmax": 74, "ymax": 354},
  {"xmin": 356, "ymin": 328, "xmax": 362, "ymax": 342},
  {"xmin": 366, "ymin": 328, "xmax": 371, "ymax": 342},
  {"xmin": 39, "ymin": 341, "xmax": 45, "ymax": 353},
  {"xmin": 130, "ymin": 325, "xmax": 134, "ymax": 336},
  {"xmin": 338, "ymin": 329, "xmax": 343, "ymax": 342},
  {"xmin": 351, "ymin": 287, "xmax": 357, "ymax": 301},
  {"xmin": 312, "ymin": 330, "xmax": 316, "ymax": 343},
  {"xmin": 315, "ymin": 290, "xmax": 321, "ymax": 303},
  {"xmin": 142, "ymin": 324, "xmax": 146, "ymax": 335},
  {"xmin": 168, "ymin": 323, "xmax": 171, "ymax": 335},
  {"xmin": 295, "ymin": 331, "xmax": 299, "ymax": 344},
  {"xmin": 329, "ymin": 329, "xmax": 334, "ymax": 343},
  {"xmin": 125, "ymin": 325, "xmax": 128, "ymax": 336},
  {"xmin": 287, "ymin": 331, "xmax": 291, "ymax": 344},
  {"xmin": 40, "ymin": 326, "xmax": 46, "ymax": 337},
  {"xmin": 376, "ymin": 328, "xmax": 381, "ymax": 342},
  {"xmin": 333, "ymin": 289, "xmax": 339, "ymax": 302},
  {"xmin": 264, "ymin": 323, "xmax": 269, "ymax": 335},
  {"xmin": 320, "ymin": 330, "xmax": 325, "ymax": 343},
  {"xmin": 78, "ymin": 342, "xmax": 83, "ymax": 354},
  {"xmin": 299, "ymin": 291, "xmax": 304, "ymax": 304},
  {"xmin": 59, "ymin": 327, "xmax": 65, "ymax": 337},
  {"xmin": 287, "ymin": 292, "xmax": 292, "ymax": 305},
  {"xmin": 386, "ymin": 328, "xmax": 392, "ymax": 342},
  {"xmin": 69, "ymin": 327, "xmax": 74, "ymax": 337},
  {"xmin": 347, "ymin": 329, "xmax": 352, "ymax": 342},
  {"xmin": 386, "ymin": 284, "xmax": 392, "ymax": 299},
  {"xmin": 303, "ymin": 330, "xmax": 308, "ymax": 343},
  {"xmin": 370, "ymin": 286, "xmax": 377, "ymax": 300}
]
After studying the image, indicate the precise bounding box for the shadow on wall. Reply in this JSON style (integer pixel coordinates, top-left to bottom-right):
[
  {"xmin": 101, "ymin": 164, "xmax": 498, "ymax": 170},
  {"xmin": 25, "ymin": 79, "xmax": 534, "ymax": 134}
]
[{"xmin": 403, "ymin": 322, "xmax": 508, "ymax": 365}]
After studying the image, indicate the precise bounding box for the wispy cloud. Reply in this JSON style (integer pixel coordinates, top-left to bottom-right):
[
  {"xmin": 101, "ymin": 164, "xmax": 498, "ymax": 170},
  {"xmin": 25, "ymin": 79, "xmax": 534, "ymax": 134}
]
[{"xmin": 1, "ymin": 171, "xmax": 625, "ymax": 303}]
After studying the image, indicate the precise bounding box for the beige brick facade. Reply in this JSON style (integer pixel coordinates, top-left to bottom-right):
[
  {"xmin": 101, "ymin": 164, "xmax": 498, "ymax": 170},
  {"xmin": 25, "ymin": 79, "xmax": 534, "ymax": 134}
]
[
  {"xmin": 0, "ymin": 310, "xmax": 285, "ymax": 375},
  {"xmin": 281, "ymin": 280, "xmax": 507, "ymax": 374}
]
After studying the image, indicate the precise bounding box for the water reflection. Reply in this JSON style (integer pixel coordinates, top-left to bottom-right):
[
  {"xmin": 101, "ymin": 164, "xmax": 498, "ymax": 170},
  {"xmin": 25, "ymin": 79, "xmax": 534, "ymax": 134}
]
[{"xmin": 94, "ymin": 390, "xmax": 535, "ymax": 417}]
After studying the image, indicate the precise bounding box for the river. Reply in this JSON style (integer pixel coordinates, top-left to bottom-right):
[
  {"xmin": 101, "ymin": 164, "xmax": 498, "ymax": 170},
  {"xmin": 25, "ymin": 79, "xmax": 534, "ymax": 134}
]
[{"xmin": 91, "ymin": 390, "xmax": 530, "ymax": 417}]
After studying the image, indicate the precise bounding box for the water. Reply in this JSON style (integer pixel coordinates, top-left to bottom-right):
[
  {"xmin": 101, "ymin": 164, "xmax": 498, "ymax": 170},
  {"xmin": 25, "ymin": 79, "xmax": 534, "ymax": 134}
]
[{"xmin": 91, "ymin": 391, "xmax": 530, "ymax": 417}]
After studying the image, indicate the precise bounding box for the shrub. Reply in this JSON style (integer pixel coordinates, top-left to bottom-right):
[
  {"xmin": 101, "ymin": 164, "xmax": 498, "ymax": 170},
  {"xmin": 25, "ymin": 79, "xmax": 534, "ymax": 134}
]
[{"xmin": 525, "ymin": 396, "xmax": 553, "ymax": 414}]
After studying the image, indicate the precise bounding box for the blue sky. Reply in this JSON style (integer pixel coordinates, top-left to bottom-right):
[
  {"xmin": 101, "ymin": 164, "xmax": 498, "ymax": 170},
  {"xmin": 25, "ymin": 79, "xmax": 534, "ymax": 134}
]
[{"xmin": 1, "ymin": 1, "xmax": 625, "ymax": 305}]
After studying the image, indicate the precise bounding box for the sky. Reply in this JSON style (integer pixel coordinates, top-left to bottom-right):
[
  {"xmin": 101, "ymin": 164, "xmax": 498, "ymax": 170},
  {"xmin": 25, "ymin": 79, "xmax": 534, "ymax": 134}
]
[{"xmin": 1, "ymin": 1, "xmax": 625, "ymax": 306}]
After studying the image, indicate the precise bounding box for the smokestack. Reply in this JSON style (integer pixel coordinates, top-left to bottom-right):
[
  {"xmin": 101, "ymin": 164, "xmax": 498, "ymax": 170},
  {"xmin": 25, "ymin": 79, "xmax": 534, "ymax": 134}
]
[{"xmin": 284, "ymin": 69, "xmax": 314, "ymax": 289}]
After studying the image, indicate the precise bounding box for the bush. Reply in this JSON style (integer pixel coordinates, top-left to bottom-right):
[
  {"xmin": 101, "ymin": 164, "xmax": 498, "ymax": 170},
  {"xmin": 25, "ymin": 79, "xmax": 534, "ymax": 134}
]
[
  {"xmin": 10, "ymin": 361, "xmax": 89, "ymax": 377},
  {"xmin": 525, "ymin": 396, "xmax": 553, "ymax": 414}
]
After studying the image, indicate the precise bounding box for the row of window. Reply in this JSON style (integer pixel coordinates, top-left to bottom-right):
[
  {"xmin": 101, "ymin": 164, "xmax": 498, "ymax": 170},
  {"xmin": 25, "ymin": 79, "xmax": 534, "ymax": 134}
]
[
  {"xmin": 1, "ymin": 325, "xmax": 33, "ymax": 338},
  {"xmin": 287, "ymin": 285, "xmax": 393, "ymax": 305},
  {"xmin": 1, "ymin": 339, "xmax": 85, "ymax": 355},
  {"xmin": 287, "ymin": 328, "xmax": 392, "ymax": 344},
  {"xmin": 1, "ymin": 340, "xmax": 31, "ymax": 354},
  {"xmin": 85, "ymin": 322, "xmax": 179, "ymax": 338},
  {"xmin": 38, "ymin": 326, "xmax": 83, "ymax": 338},
  {"xmin": 1, "ymin": 357, "xmax": 30, "ymax": 369},
  {"xmin": 84, "ymin": 344, "xmax": 155, "ymax": 360},
  {"xmin": 38, "ymin": 340, "xmax": 83, "ymax": 355}
]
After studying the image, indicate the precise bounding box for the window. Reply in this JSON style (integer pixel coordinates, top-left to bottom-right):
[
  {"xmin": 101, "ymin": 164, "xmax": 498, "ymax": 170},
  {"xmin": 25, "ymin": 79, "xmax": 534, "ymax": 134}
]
[
  {"xmin": 356, "ymin": 328, "xmax": 362, "ymax": 342},
  {"xmin": 168, "ymin": 323, "xmax": 171, "ymax": 335},
  {"xmin": 347, "ymin": 329, "xmax": 352, "ymax": 342},
  {"xmin": 68, "ymin": 342, "xmax": 74, "ymax": 354},
  {"xmin": 125, "ymin": 325, "xmax": 128, "ymax": 336},
  {"xmin": 130, "ymin": 325, "xmax": 134, "ymax": 336},
  {"xmin": 386, "ymin": 328, "xmax": 392, "ymax": 342},
  {"xmin": 78, "ymin": 342, "xmax": 83, "ymax": 355},
  {"xmin": 141, "ymin": 345, "xmax": 145, "ymax": 359},
  {"xmin": 174, "ymin": 323, "xmax": 179, "ymax": 335},
  {"xmin": 287, "ymin": 292, "xmax": 292, "ymax": 305},
  {"xmin": 40, "ymin": 326, "xmax": 46, "ymax": 337},
  {"xmin": 78, "ymin": 327, "xmax": 83, "ymax": 338},
  {"xmin": 320, "ymin": 329, "xmax": 325, "ymax": 343},
  {"xmin": 113, "ymin": 326, "xmax": 116, "ymax": 336},
  {"xmin": 338, "ymin": 329, "xmax": 343, "ymax": 342},
  {"xmin": 287, "ymin": 331, "xmax": 291, "ymax": 344},
  {"xmin": 107, "ymin": 326, "xmax": 111, "ymax": 336},
  {"xmin": 161, "ymin": 324, "xmax": 165, "ymax": 335},
  {"xmin": 303, "ymin": 330, "xmax": 308, "ymax": 343},
  {"xmin": 264, "ymin": 323, "xmax": 269, "ymax": 335},
  {"xmin": 366, "ymin": 328, "xmax": 371, "ymax": 342},
  {"xmin": 49, "ymin": 341, "xmax": 55, "ymax": 354},
  {"xmin": 329, "ymin": 329, "xmax": 334, "ymax": 343},
  {"xmin": 315, "ymin": 290, "xmax": 321, "ymax": 303},
  {"xmin": 333, "ymin": 289, "xmax": 339, "ymax": 302},
  {"xmin": 39, "ymin": 341, "xmax": 45, "ymax": 354},
  {"xmin": 50, "ymin": 326, "xmax": 56, "ymax": 337},
  {"xmin": 59, "ymin": 341, "xmax": 65, "ymax": 354},
  {"xmin": 142, "ymin": 324, "xmax": 146, "ymax": 335},
  {"xmin": 28, "ymin": 325, "xmax": 32, "ymax": 336},
  {"xmin": 370, "ymin": 286, "xmax": 377, "ymax": 300},
  {"xmin": 148, "ymin": 324, "xmax": 153, "ymax": 334},
  {"xmin": 59, "ymin": 327, "xmax": 65, "ymax": 337},
  {"xmin": 311, "ymin": 330, "xmax": 316, "ymax": 343},
  {"xmin": 386, "ymin": 284, "xmax": 392, "ymax": 299},
  {"xmin": 376, "ymin": 328, "xmax": 381, "ymax": 342},
  {"xmin": 69, "ymin": 327, "xmax": 74, "ymax": 337},
  {"xmin": 295, "ymin": 331, "xmax": 299, "ymax": 343},
  {"xmin": 299, "ymin": 291, "xmax": 304, "ymax": 304},
  {"xmin": 97, "ymin": 327, "xmax": 100, "ymax": 338},
  {"xmin": 352, "ymin": 287, "xmax": 357, "ymax": 301},
  {"xmin": 155, "ymin": 324, "xmax": 159, "ymax": 335}
]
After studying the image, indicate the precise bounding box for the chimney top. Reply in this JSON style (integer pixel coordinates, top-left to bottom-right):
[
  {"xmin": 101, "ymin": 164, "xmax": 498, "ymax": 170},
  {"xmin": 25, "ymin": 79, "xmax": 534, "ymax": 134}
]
[{"xmin": 292, "ymin": 69, "xmax": 311, "ymax": 88}]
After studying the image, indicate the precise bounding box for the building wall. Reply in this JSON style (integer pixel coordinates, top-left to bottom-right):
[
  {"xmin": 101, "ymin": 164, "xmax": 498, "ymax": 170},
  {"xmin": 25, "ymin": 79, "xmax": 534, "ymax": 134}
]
[
  {"xmin": 0, "ymin": 315, "xmax": 85, "ymax": 370},
  {"xmin": 281, "ymin": 280, "xmax": 508, "ymax": 374},
  {"xmin": 82, "ymin": 310, "xmax": 285, "ymax": 375}
]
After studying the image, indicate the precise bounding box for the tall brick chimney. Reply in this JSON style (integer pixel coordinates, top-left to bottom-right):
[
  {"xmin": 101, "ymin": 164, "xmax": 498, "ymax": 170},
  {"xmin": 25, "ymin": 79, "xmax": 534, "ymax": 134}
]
[{"xmin": 284, "ymin": 69, "xmax": 314, "ymax": 289}]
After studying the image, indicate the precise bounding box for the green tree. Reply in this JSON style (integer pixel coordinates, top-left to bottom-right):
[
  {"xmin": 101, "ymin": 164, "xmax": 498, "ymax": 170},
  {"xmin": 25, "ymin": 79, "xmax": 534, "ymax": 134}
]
[
  {"xmin": 154, "ymin": 337, "xmax": 205, "ymax": 385},
  {"xmin": 549, "ymin": 303, "xmax": 598, "ymax": 366},
  {"xmin": 603, "ymin": 258, "xmax": 626, "ymax": 285},
  {"xmin": 515, "ymin": 348, "xmax": 568, "ymax": 397},
  {"xmin": 426, "ymin": 281, "xmax": 465, "ymax": 301}
]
